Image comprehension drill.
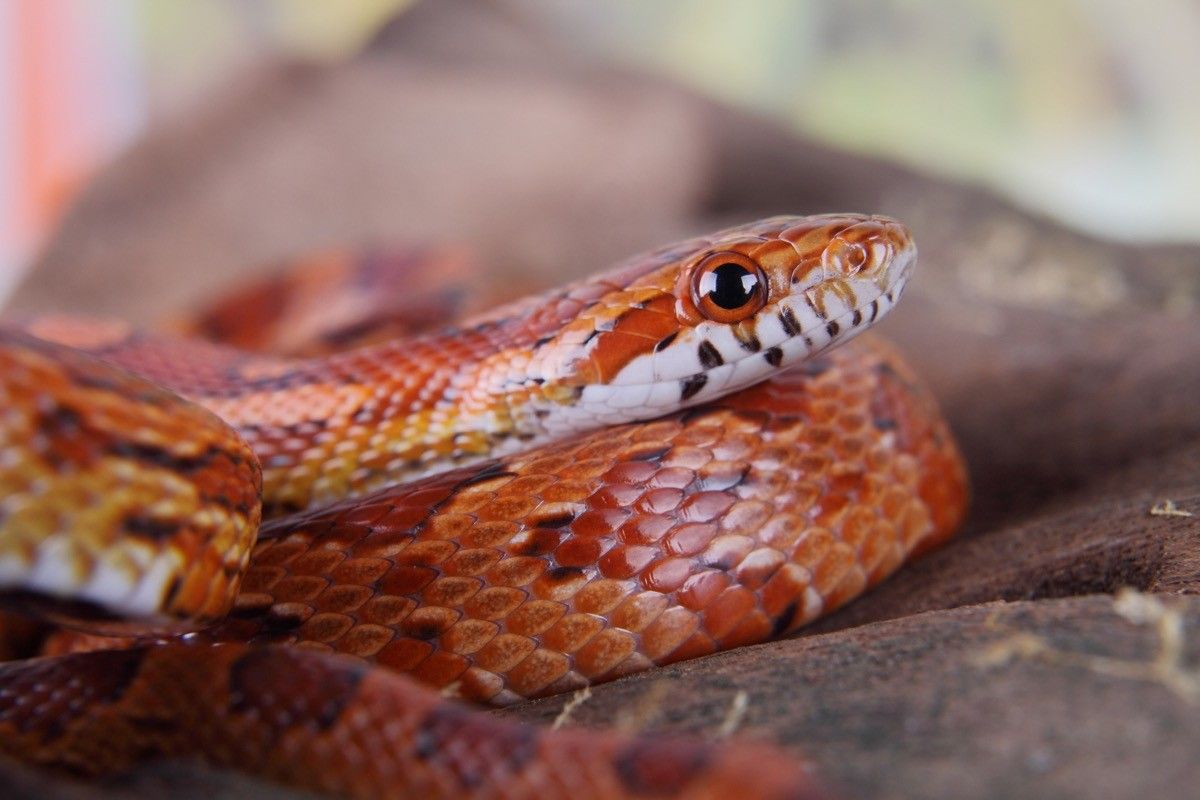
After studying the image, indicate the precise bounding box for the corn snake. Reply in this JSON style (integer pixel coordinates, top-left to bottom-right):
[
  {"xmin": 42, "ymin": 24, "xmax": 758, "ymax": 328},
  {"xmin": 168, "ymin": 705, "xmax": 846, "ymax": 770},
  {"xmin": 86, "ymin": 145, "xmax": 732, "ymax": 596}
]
[{"xmin": 0, "ymin": 215, "xmax": 968, "ymax": 798}]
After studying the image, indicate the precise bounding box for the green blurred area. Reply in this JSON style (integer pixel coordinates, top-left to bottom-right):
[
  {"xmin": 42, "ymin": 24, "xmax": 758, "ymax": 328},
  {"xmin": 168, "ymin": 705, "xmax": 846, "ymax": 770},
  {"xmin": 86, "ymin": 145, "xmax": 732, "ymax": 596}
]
[{"xmin": 87, "ymin": 0, "xmax": 1200, "ymax": 243}]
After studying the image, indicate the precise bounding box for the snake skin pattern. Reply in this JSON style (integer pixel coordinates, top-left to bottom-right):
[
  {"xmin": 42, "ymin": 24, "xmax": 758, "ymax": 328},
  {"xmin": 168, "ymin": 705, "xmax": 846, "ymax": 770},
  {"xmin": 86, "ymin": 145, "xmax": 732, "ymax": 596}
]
[{"xmin": 0, "ymin": 214, "xmax": 968, "ymax": 799}]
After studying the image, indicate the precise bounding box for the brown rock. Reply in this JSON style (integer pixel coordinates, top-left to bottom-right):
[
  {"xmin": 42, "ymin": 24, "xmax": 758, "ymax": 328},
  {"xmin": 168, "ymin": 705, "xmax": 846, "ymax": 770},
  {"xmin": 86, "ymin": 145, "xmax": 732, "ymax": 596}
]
[{"xmin": 4, "ymin": 0, "xmax": 1200, "ymax": 798}]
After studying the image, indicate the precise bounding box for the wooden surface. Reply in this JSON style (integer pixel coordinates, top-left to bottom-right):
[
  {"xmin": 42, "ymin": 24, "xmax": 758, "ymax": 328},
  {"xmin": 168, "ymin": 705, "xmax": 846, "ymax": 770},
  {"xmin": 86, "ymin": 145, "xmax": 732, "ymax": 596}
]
[{"xmin": 5, "ymin": 1, "xmax": 1199, "ymax": 797}]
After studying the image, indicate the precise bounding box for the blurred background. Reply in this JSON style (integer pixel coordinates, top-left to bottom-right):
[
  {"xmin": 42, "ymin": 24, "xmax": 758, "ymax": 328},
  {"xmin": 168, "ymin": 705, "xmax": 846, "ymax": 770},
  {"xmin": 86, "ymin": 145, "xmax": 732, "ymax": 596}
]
[{"xmin": 3, "ymin": 0, "xmax": 1198, "ymax": 305}]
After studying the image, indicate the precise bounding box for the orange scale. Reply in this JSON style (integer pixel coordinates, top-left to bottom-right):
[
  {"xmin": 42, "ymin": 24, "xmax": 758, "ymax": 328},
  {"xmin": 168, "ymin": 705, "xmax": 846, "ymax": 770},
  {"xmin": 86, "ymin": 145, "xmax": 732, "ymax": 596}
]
[
  {"xmin": 377, "ymin": 565, "xmax": 438, "ymax": 596},
  {"xmin": 541, "ymin": 612, "xmax": 607, "ymax": 653},
  {"xmin": 676, "ymin": 569, "xmax": 731, "ymax": 611},
  {"xmin": 348, "ymin": 529, "xmax": 413, "ymax": 559},
  {"xmin": 553, "ymin": 536, "xmax": 605, "ymax": 568},
  {"xmin": 718, "ymin": 609, "xmax": 772, "ymax": 650},
  {"xmin": 573, "ymin": 628, "xmax": 637, "ymax": 678},
  {"xmin": 571, "ymin": 578, "xmax": 631, "ymax": 615},
  {"xmin": 598, "ymin": 544, "xmax": 657, "ymax": 579},
  {"xmin": 334, "ymin": 502, "xmax": 394, "ymax": 527},
  {"xmin": 667, "ymin": 448, "xmax": 710, "ymax": 472},
  {"xmin": 464, "ymin": 586, "xmax": 527, "ymax": 621},
  {"xmin": 627, "ymin": 419, "xmax": 681, "ymax": 444},
  {"xmin": 809, "ymin": 542, "xmax": 858, "ymax": 597},
  {"xmin": 530, "ymin": 567, "xmax": 589, "ymax": 602},
  {"xmin": 678, "ymin": 491, "xmax": 735, "ymax": 523},
  {"xmin": 249, "ymin": 538, "xmax": 307, "ymax": 567},
  {"xmin": 441, "ymin": 618, "xmax": 500, "ymax": 655},
  {"xmin": 618, "ymin": 514, "xmax": 673, "ymax": 545},
  {"xmin": 695, "ymin": 460, "xmax": 749, "ymax": 491},
  {"xmin": 421, "ymin": 576, "xmax": 482, "ymax": 607},
  {"xmin": 474, "ymin": 632, "xmax": 537, "ymax": 673},
  {"xmin": 590, "ymin": 483, "xmax": 643, "ymax": 509},
  {"xmin": 485, "ymin": 556, "xmax": 547, "ymax": 588},
  {"xmin": 642, "ymin": 557, "xmax": 694, "ymax": 593},
  {"xmin": 399, "ymin": 605, "xmax": 460, "ymax": 640},
  {"xmin": 329, "ymin": 557, "xmax": 391, "ymax": 586},
  {"xmin": 458, "ymin": 666, "xmax": 505, "ymax": 703},
  {"xmin": 238, "ymin": 565, "xmax": 285, "ymax": 593},
  {"xmin": 504, "ymin": 599, "xmax": 565, "ymax": 636},
  {"xmin": 506, "ymin": 648, "xmax": 571, "ymax": 698},
  {"xmin": 603, "ymin": 460, "xmax": 657, "ymax": 485},
  {"xmin": 410, "ymin": 649, "xmax": 469, "ymax": 688},
  {"xmin": 663, "ymin": 523, "xmax": 717, "ymax": 557},
  {"xmin": 313, "ymin": 584, "xmax": 373, "ymax": 614},
  {"xmin": 421, "ymin": 512, "xmax": 474, "ymax": 541},
  {"xmin": 760, "ymin": 563, "xmax": 812, "ymax": 619},
  {"xmin": 838, "ymin": 505, "xmax": 878, "ymax": 550},
  {"xmin": 667, "ymin": 629, "xmax": 718, "ymax": 663},
  {"xmin": 647, "ymin": 466, "xmax": 695, "ymax": 490},
  {"xmin": 640, "ymin": 606, "xmax": 701, "ymax": 661},
  {"xmin": 496, "ymin": 473, "xmax": 556, "ymax": 497},
  {"xmin": 375, "ymin": 504, "xmax": 435, "ymax": 531},
  {"xmin": 461, "ymin": 520, "xmax": 520, "ymax": 549},
  {"xmin": 570, "ymin": 508, "xmax": 629, "ymax": 538},
  {"xmin": 635, "ymin": 487, "xmax": 683, "ymax": 514},
  {"xmin": 702, "ymin": 586, "xmax": 758, "ymax": 639},
  {"xmin": 394, "ymin": 540, "xmax": 457, "ymax": 566},
  {"xmin": 540, "ymin": 479, "xmax": 598, "ymax": 505},
  {"xmin": 702, "ymin": 534, "xmax": 755, "ymax": 571},
  {"xmin": 734, "ymin": 548, "xmax": 786, "ymax": 589},
  {"xmin": 359, "ymin": 594, "xmax": 416, "ymax": 626},
  {"xmin": 823, "ymin": 563, "xmax": 869, "ymax": 611},
  {"xmin": 610, "ymin": 591, "xmax": 669, "ymax": 632},
  {"xmin": 298, "ymin": 611, "xmax": 354, "ymax": 643},
  {"xmin": 441, "ymin": 547, "xmax": 503, "ymax": 577},
  {"xmin": 335, "ymin": 623, "xmax": 395, "ymax": 658},
  {"xmin": 271, "ymin": 575, "xmax": 329, "ymax": 603},
  {"xmin": 475, "ymin": 494, "xmax": 541, "ymax": 523}
]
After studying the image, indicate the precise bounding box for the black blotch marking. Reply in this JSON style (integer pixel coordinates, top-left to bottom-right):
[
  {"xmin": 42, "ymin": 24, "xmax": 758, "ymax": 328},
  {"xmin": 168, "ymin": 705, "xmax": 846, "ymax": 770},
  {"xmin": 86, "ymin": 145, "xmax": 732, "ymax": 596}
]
[
  {"xmin": 778, "ymin": 306, "xmax": 801, "ymax": 336},
  {"xmin": 873, "ymin": 416, "xmax": 898, "ymax": 431},
  {"xmin": 763, "ymin": 347, "xmax": 783, "ymax": 367},
  {"xmin": 514, "ymin": 528, "xmax": 562, "ymax": 557},
  {"xmin": 826, "ymin": 320, "xmax": 840, "ymax": 338},
  {"xmin": 851, "ymin": 309, "xmax": 863, "ymax": 326},
  {"xmin": 770, "ymin": 600, "xmax": 800, "ymax": 639},
  {"xmin": 458, "ymin": 462, "xmax": 514, "ymax": 487},
  {"xmin": 582, "ymin": 328, "xmax": 601, "ymax": 345},
  {"xmin": 413, "ymin": 705, "xmax": 539, "ymax": 788},
  {"xmin": 409, "ymin": 624, "xmax": 443, "ymax": 641},
  {"xmin": 108, "ymin": 441, "xmax": 229, "ymax": 475},
  {"xmin": 614, "ymin": 738, "xmax": 711, "ymax": 796},
  {"xmin": 533, "ymin": 335, "xmax": 554, "ymax": 348},
  {"xmin": 260, "ymin": 605, "xmax": 308, "ymax": 634},
  {"xmin": 545, "ymin": 566, "xmax": 584, "ymax": 583},
  {"xmin": 528, "ymin": 512, "xmax": 577, "ymax": 529},
  {"xmin": 868, "ymin": 299, "xmax": 880, "ymax": 323},
  {"xmin": 680, "ymin": 374, "xmax": 708, "ymax": 401},
  {"xmin": 123, "ymin": 515, "xmax": 180, "ymax": 540},
  {"xmin": 631, "ymin": 445, "xmax": 671, "ymax": 462},
  {"xmin": 654, "ymin": 331, "xmax": 679, "ymax": 352},
  {"xmin": 534, "ymin": 408, "xmax": 550, "ymax": 419},
  {"xmin": 228, "ymin": 648, "xmax": 365, "ymax": 732},
  {"xmin": 697, "ymin": 340, "xmax": 723, "ymax": 369}
]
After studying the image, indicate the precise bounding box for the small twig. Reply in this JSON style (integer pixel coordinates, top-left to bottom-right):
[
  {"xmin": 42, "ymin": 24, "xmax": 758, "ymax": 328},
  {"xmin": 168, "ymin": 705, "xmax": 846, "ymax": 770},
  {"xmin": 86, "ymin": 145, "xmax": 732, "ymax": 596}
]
[
  {"xmin": 1150, "ymin": 499, "xmax": 1193, "ymax": 518},
  {"xmin": 551, "ymin": 687, "xmax": 592, "ymax": 730},
  {"xmin": 714, "ymin": 690, "xmax": 749, "ymax": 740}
]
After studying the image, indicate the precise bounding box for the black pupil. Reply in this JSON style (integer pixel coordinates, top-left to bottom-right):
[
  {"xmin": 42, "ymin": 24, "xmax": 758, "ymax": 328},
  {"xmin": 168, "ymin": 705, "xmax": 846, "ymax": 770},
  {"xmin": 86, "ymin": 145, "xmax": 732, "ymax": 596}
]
[{"xmin": 704, "ymin": 263, "xmax": 758, "ymax": 310}]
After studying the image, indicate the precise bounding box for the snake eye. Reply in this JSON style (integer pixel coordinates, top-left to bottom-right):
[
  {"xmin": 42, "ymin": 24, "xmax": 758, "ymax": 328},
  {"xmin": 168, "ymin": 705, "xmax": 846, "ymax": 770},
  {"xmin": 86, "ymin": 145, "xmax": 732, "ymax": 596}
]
[{"xmin": 690, "ymin": 252, "xmax": 768, "ymax": 323}]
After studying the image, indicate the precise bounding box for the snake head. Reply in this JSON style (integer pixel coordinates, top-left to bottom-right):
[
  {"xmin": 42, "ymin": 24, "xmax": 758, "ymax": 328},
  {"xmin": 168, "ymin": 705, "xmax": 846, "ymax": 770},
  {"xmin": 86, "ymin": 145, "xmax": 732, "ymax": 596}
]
[{"xmin": 529, "ymin": 214, "xmax": 916, "ymax": 427}]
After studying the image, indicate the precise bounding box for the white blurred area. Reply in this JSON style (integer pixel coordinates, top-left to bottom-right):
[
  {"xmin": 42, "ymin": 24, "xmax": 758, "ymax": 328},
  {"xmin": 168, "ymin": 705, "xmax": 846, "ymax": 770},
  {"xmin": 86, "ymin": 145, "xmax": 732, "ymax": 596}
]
[{"xmin": 2, "ymin": 0, "xmax": 1198, "ymax": 303}]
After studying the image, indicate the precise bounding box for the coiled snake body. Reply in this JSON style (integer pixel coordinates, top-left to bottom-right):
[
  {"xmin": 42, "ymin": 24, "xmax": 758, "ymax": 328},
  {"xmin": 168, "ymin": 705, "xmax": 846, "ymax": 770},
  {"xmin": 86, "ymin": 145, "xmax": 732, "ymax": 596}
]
[{"xmin": 0, "ymin": 215, "xmax": 968, "ymax": 798}]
